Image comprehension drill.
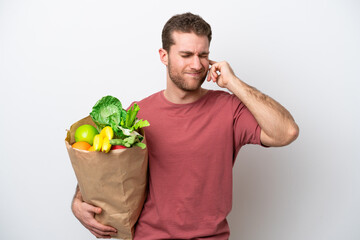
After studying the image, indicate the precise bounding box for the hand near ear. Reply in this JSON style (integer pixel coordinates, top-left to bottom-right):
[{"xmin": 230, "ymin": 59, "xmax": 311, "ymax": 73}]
[{"xmin": 207, "ymin": 60, "xmax": 237, "ymax": 89}]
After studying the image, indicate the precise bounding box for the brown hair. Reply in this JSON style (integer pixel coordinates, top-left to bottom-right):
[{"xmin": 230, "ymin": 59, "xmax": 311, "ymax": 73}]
[{"xmin": 162, "ymin": 12, "xmax": 212, "ymax": 52}]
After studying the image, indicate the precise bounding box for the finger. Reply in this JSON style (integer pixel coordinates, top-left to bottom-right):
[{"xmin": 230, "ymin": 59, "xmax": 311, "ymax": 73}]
[
  {"xmin": 87, "ymin": 224, "xmax": 117, "ymax": 239},
  {"xmin": 209, "ymin": 59, "xmax": 217, "ymax": 65},
  {"xmin": 209, "ymin": 63, "xmax": 217, "ymax": 75},
  {"xmin": 84, "ymin": 203, "xmax": 102, "ymax": 215},
  {"xmin": 208, "ymin": 70, "xmax": 214, "ymax": 82},
  {"xmin": 209, "ymin": 66, "xmax": 217, "ymax": 81},
  {"xmin": 212, "ymin": 71, "xmax": 218, "ymax": 82},
  {"xmin": 89, "ymin": 219, "xmax": 118, "ymax": 233},
  {"xmin": 89, "ymin": 229, "xmax": 111, "ymax": 239},
  {"xmin": 207, "ymin": 66, "xmax": 213, "ymax": 82},
  {"xmin": 89, "ymin": 226, "xmax": 115, "ymax": 238},
  {"xmin": 207, "ymin": 72, "xmax": 211, "ymax": 82}
]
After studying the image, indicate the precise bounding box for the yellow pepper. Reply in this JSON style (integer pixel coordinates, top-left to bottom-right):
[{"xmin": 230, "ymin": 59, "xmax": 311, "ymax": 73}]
[
  {"xmin": 102, "ymin": 137, "xmax": 111, "ymax": 153},
  {"xmin": 93, "ymin": 134, "xmax": 103, "ymax": 152},
  {"xmin": 92, "ymin": 127, "xmax": 114, "ymax": 153},
  {"xmin": 100, "ymin": 126, "xmax": 114, "ymax": 140}
]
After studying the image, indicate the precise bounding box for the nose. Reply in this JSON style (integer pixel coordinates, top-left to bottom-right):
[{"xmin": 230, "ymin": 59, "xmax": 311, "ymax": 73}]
[{"xmin": 190, "ymin": 56, "xmax": 203, "ymax": 71}]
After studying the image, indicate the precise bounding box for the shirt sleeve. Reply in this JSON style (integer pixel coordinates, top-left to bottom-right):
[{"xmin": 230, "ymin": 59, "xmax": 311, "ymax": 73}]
[{"xmin": 231, "ymin": 94, "xmax": 264, "ymax": 155}]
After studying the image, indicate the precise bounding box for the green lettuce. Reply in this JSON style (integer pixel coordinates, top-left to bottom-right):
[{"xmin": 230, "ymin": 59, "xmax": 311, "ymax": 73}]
[
  {"xmin": 124, "ymin": 104, "xmax": 140, "ymax": 128},
  {"xmin": 90, "ymin": 95, "xmax": 126, "ymax": 131},
  {"xmin": 132, "ymin": 119, "xmax": 150, "ymax": 131},
  {"xmin": 89, "ymin": 95, "xmax": 149, "ymax": 149}
]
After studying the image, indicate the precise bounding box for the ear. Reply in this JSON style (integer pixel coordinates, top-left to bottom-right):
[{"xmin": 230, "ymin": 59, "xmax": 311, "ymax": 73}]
[{"xmin": 159, "ymin": 48, "xmax": 168, "ymax": 66}]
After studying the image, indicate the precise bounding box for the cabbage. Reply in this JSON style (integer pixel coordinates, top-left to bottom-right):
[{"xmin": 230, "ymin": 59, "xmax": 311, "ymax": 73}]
[
  {"xmin": 90, "ymin": 95, "xmax": 126, "ymax": 132},
  {"xmin": 89, "ymin": 95, "xmax": 149, "ymax": 149}
]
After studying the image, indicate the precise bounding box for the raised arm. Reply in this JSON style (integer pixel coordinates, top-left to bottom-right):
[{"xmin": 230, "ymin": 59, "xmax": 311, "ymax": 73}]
[
  {"xmin": 71, "ymin": 185, "xmax": 117, "ymax": 238},
  {"xmin": 207, "ymin": 60, "xmax": 299, "ymax": 147}
]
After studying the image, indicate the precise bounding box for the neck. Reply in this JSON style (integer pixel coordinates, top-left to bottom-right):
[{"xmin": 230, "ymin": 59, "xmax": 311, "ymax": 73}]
[{"xmin": 164, "ymin": 84, "xmax": 208, "ymax": 104}]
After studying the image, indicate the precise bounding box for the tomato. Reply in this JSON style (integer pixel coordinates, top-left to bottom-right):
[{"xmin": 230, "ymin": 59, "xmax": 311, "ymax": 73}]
[{"xmin": 111, "ymin": 145, "xmax": 126, "ymax": 150}]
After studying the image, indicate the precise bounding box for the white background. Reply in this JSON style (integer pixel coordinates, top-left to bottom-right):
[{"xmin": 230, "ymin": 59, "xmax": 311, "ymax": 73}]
[{"xmin": 0, "ymin": 0, "xmax": 359, "ymax": 239}]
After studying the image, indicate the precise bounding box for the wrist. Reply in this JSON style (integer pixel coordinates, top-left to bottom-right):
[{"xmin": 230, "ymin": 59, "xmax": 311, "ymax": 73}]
[{"xmin": 226, "ymin": 76, "xmax": 242, "ymax": 93}]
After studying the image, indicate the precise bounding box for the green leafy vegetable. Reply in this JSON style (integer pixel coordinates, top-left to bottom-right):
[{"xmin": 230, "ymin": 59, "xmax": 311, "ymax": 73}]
[
  {"xmin": 109, "ymin": 135, "xmax": 146, "ymax": 149},
  {"xmin": 124, "ymin": 104, "xmax": 140, "ymax": 128},
  {"xmin": 90, "ymin": 96, "xmax": 124, "ymax": 131},
  {"xmin": 134, "ymin": 142, "xmax": 146, "ymax": 149},
  {"xmin": 132, "ymin": 119, "xmax": 150, "ymax": 131},
  {"xmin": 90, "ymin": 95, "xmax": 149, "ymax": 149}
]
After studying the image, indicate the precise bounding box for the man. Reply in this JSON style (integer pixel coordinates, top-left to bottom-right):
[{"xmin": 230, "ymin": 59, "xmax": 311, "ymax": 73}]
[{"xmin": 72, "ymin": 12, "xmax": 299, "ymax": 239}]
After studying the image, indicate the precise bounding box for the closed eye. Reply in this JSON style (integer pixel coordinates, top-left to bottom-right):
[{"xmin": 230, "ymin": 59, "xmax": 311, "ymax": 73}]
[{"xmin": 199, "ymin": 54, "xmax": 209, "ymax": 58}]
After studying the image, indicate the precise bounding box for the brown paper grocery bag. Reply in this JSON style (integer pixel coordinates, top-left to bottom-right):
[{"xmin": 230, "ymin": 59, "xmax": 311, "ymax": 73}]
[{"xmin": 65, "ymin": 116, "xmax": 148, "ymax": 240}]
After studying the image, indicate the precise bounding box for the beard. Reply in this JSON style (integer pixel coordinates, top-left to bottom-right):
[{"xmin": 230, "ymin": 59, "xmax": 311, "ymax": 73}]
[{"xmin": 168, "ymin": 59, "xmax": 207, "ymax": 92}]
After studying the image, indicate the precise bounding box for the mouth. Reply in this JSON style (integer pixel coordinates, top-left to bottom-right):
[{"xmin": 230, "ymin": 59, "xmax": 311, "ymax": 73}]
[{"xmin": 185, "ymin": 71, "xmax": 204, "ymax": 77}]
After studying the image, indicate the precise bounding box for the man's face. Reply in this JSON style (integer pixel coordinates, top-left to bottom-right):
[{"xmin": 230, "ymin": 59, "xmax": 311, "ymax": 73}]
[{"xmin": 166, "ymin": 31, "xmax": 210, "ymax": 92}]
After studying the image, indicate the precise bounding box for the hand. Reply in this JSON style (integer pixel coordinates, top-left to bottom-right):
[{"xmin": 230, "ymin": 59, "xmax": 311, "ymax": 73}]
[
  {"xmin": 207, "ymin": 60, "xmax": 237, "ymax": 89},
  {"xmin": 72, "ymin": 198, "xmax": 117, "ymax": 239}
]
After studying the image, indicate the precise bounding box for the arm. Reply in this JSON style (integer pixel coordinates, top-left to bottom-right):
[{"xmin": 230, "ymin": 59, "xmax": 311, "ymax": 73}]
[
  {"xmin": 71, "ymin": 185, "xmax": 117, "ymax": 238},
  {"xmin": 207, "ymin": 60, "xmax": 299, "ymax": 147}
]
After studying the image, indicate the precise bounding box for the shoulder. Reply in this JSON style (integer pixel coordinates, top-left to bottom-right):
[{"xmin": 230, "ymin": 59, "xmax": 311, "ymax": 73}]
[
  {"xmin": 206, "ymin": 89, "xmax": 240, "ymax": 104},
  {"xmin": 137, "ymin": 91, "xmax": 163, "ymax": 106},
  {"xmin": 209, "ymin": 89, "xmax": 232, "ymax": 98},
  {"xmin": 205, "ymin": 90, "xmax": 247, "ymax": 117},
  {"xmin": 127, "ymin": 91, "xmax": 163, "ymax": 109},
  {"xmin": 126, "ymin": 91, "xmax": 164, "ymax": 118}
]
